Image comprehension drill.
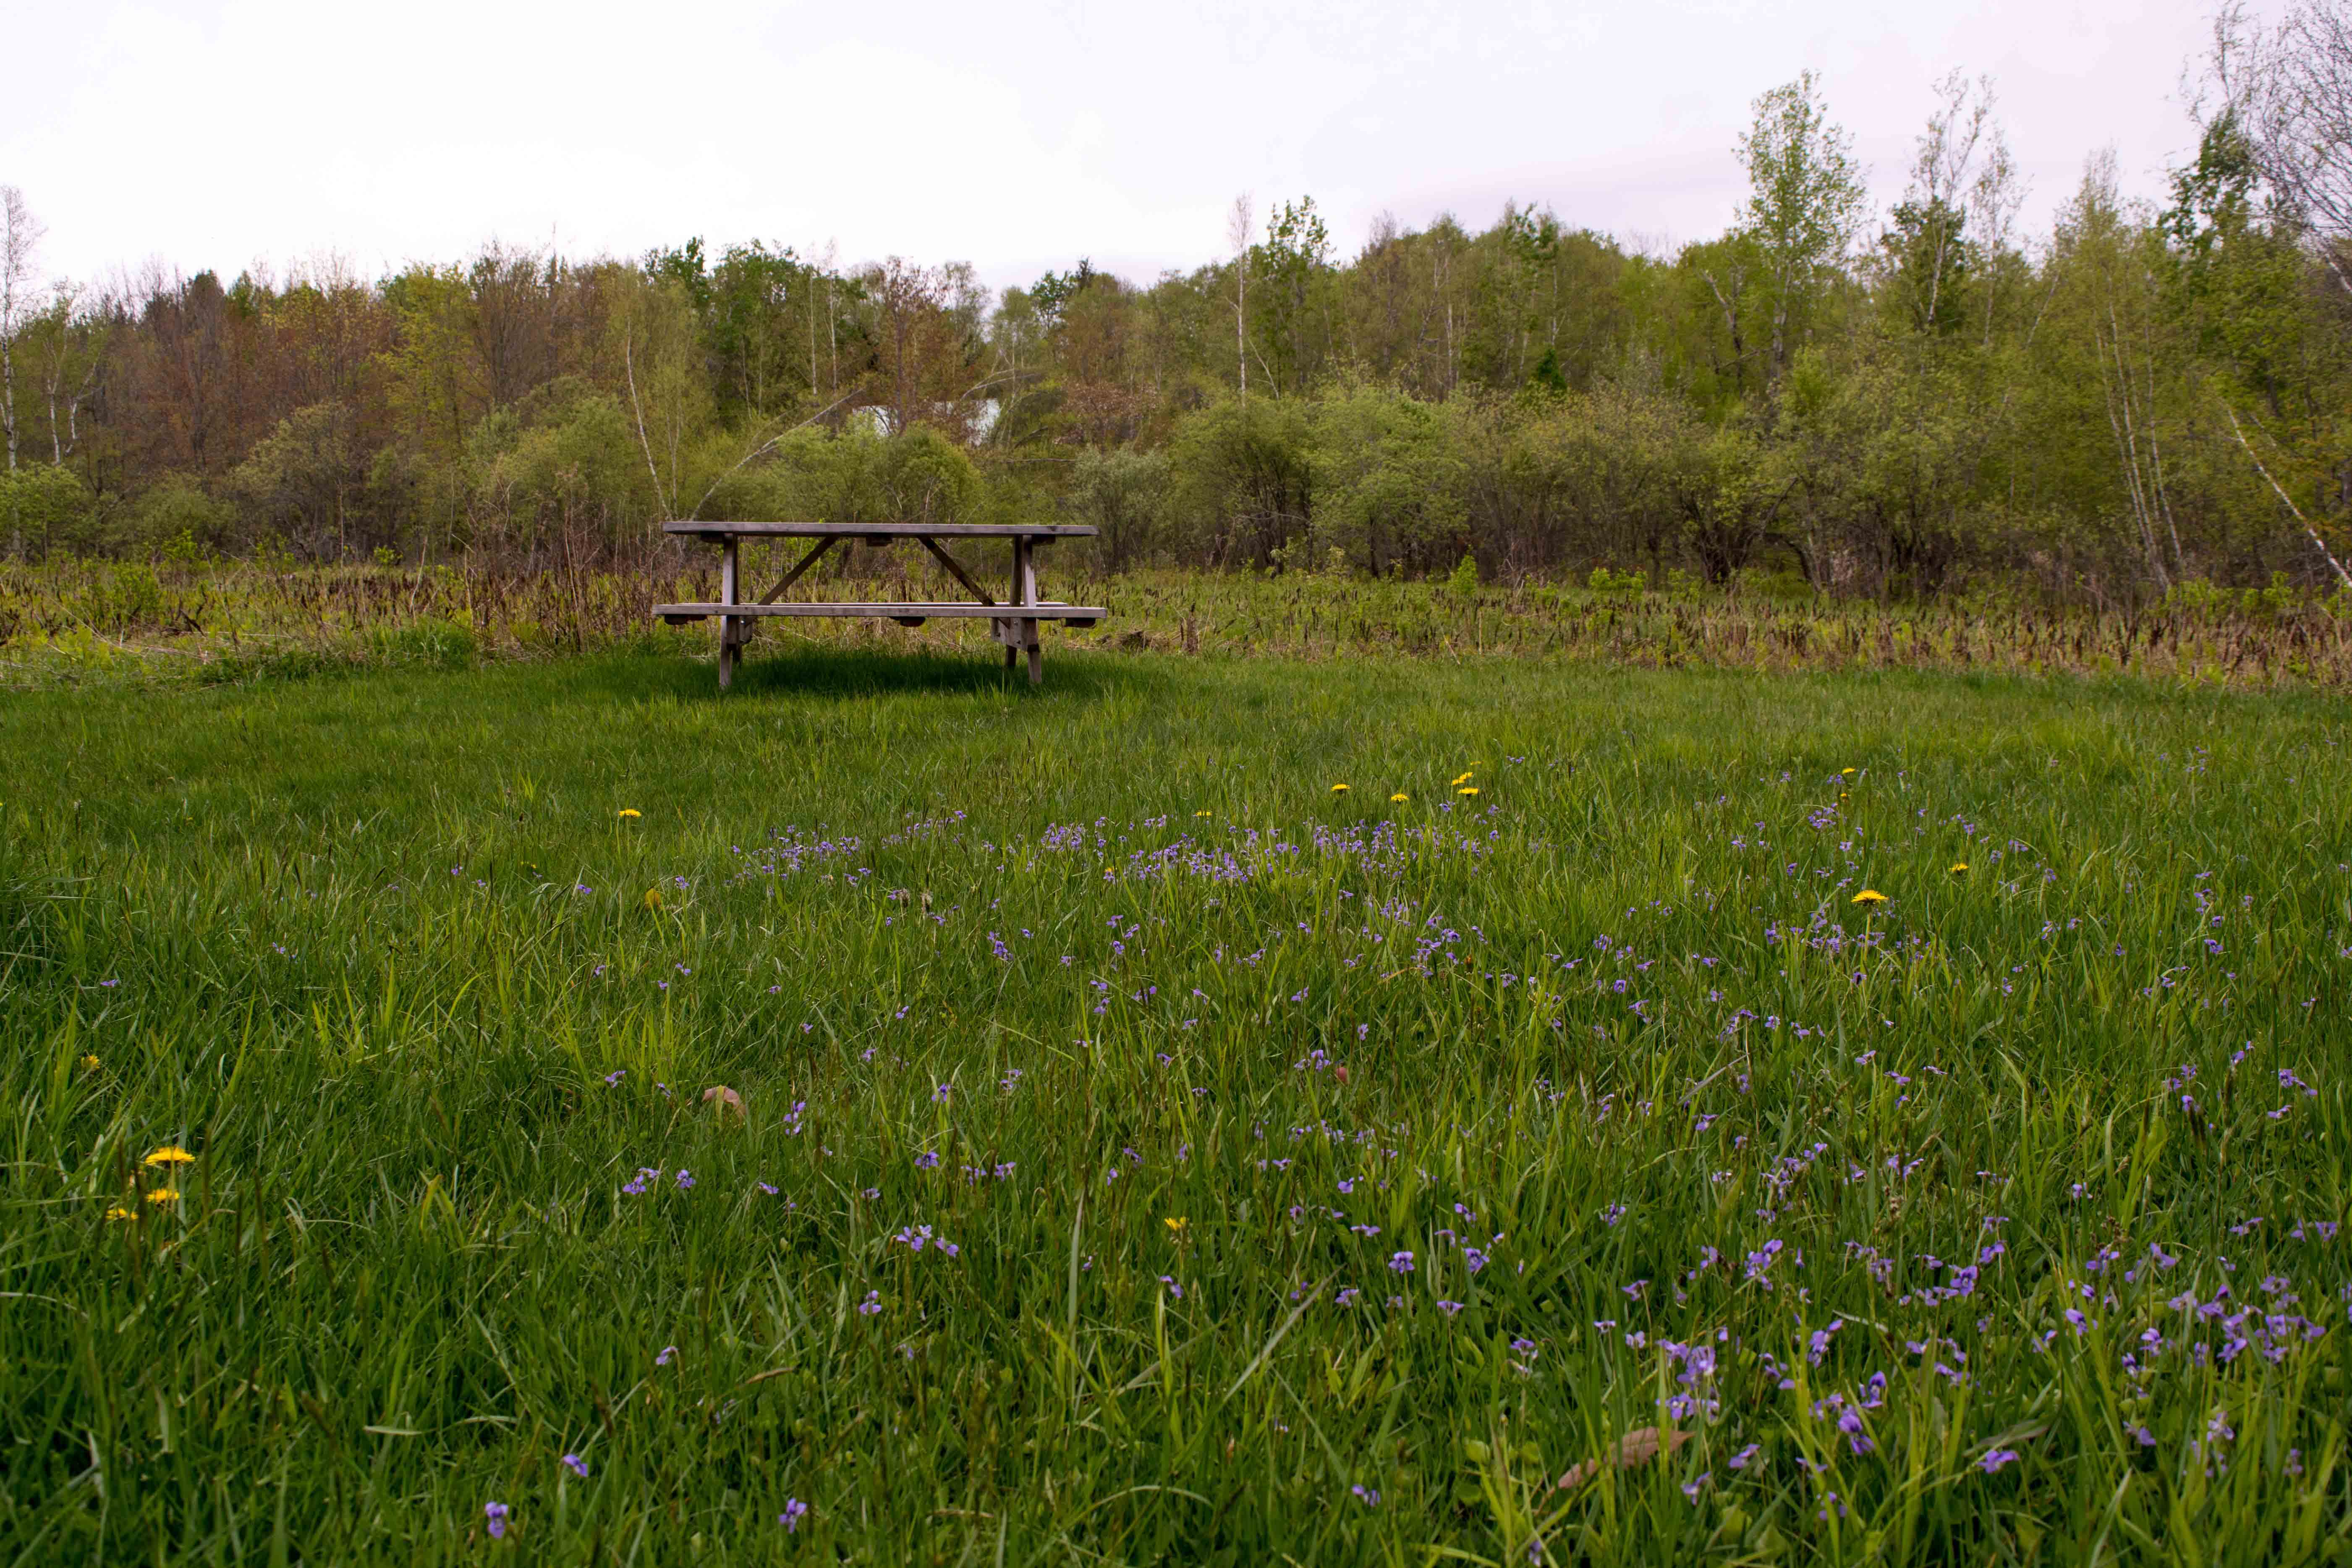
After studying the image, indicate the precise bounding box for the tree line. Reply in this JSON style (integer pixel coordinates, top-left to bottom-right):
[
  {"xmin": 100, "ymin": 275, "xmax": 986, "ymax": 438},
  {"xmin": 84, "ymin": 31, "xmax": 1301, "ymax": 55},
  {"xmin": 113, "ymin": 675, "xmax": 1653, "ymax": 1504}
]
[{"xmin": 2, "ymin": 5, "xmax": 2348, "ymax": 606}]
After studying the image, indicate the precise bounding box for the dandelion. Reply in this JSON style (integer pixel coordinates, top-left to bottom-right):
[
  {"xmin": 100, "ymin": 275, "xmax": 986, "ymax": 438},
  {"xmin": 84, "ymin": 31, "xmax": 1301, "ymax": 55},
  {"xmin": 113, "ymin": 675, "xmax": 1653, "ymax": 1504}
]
[
  {"xmin": 780, "ymin": 1497, "xmax": 808, "ymax": 1531},
  {"xmin": 1851, "ymin": 889, "xmax": 1887, "ymax": 904},
  {"xmin": 1951, "ymin": 862, "xmax": 1968, "ymax": 874},
  {"xmin": 104, "ymin": 1205, "xmax": 135, "ymax": 1222},
  {"xmin": 1459, "ymin": 787, "xmax": 1480, "ymax": 797},
  {"xmin": 1193, "ymin": 809, "xmax": 1211, "ymax": 817},
  {"xmin": 1331, "ymin": 783, "xmax": 1350, "ymax": 793},
  {"xmin": 80, "ymin": 1054, "xmax": 99, "ymax": 1071},
  {"xmin": 617, "ymin": 809, "xmax": 642, "ymax": 819},
  {"xmin": 145, "ymin": 1187, "xmax": 179, "ymax": 1205},
  {"xmin": 143, "ymin": 1145, "xmax": 196, "ymax": 1167},
  {"xmin": 560, "ymin": 1454, "xmax": 589, "ymax": 1478},
  {"xmin": 1164, "ymin": 1217, "xmax": 1188, "ymax": 1236},
  {"xmin": 484, "ymin": 1501, "xmax": 509, "ymax": 1539},
  {"xmin": 1451, "ymin": 771, "xmax": 1475, "ymax": 786},
  {"xmin": 1391, "ymin": 792, "xmax": 1409, "ymax": 802}
]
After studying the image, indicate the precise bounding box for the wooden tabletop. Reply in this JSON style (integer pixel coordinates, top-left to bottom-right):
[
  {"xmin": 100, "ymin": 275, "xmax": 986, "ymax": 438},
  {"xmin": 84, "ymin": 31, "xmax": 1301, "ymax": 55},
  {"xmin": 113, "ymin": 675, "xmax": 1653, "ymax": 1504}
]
[{"xmin": 663, "ymin": 521, "xmax": 1097, "ymax": 539}]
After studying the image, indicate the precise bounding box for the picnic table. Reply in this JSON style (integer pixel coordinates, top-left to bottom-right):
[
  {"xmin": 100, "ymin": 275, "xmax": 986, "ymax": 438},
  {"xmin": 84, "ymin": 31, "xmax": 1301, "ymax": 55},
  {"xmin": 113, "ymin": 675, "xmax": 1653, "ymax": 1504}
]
[{"xmin": 654, "ymin": 521, "xmax": 1106, "ymax": 688}]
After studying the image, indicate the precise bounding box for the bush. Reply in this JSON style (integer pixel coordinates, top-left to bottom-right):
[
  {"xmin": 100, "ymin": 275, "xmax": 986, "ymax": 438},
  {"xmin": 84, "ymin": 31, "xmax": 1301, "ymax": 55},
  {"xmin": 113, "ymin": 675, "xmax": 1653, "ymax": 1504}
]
[
  {"xmin": 0, "ymin": 465, "xmax": 100, "ymax": 559},
  {"xmin": 1065, "ymin": 447, "xmax": 1169, "ymax": 570},
  {"xmin": 114, "ymin": 475, "xmax": 238, "ymax": 559}
]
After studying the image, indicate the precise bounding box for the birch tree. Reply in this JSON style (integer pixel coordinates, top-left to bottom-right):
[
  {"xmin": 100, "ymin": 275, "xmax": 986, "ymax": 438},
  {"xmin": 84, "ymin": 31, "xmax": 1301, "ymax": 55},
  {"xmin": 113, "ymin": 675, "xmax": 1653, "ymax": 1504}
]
[{"xmin": 0, "ymin": 185, "xmax": 46, "ymax": 471}]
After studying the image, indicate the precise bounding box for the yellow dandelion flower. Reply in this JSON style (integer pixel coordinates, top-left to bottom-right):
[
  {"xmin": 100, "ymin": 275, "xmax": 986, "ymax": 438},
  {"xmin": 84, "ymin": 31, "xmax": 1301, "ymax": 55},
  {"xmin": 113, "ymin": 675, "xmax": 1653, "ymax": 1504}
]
[
  {"xmin": 1841, "ymin": 767, "xmax": 1855, "ymax": 775},
  {"xmin": 80, "ymin": 1054, "xmax": 100, "ymax": 1071},
  {"xmin": 1194, "ymin": 809, "xmax": 1212, "ymax": 817},
  {"xmin": 1331, "ymin": 783, "xmax": 1350, "ymax": 793},
  {"xmin": 104, "ymin": 1205, "xmax": 136, "ymax": 1222},
  {"xmin": 618, "ymin": 808, "xmax": 642, "ymax": 819},
  {"xmin": 1450, "ymin": 771, "xmax": 1475, "ymax": 787},
  {"xmin": 1950, "ymin": 862, "xmax": 1969, "ymax": 874},
  {"xmin": 146, "ymin": 1187, "xmax": 180, "ymax": 1205},
  {"xmin": 1390, "ymin": 792, "xmax": 1409, "ymax": 803},
  {"xmin": 143, "ymin": 1145, "xmax": 195, "ymax": 1167},
  {"xmin": 1458, "ymin": 787, "xmax": 1480, "ymax": 797},
  {"xmin": 1164, "ymin": 1217, "xmax": 1188, "ymax": 1235},
  {"xmin": 1851, "ymin": 889, "xmax": 1888, "ymax": 905}
]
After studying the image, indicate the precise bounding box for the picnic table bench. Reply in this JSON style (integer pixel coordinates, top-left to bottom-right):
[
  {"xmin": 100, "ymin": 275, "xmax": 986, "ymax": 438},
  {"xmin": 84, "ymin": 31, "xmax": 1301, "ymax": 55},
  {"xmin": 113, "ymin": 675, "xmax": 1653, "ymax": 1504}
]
[{"xmin": 654, "ymin": 521, "xmax": 1106, "ymax": 688}]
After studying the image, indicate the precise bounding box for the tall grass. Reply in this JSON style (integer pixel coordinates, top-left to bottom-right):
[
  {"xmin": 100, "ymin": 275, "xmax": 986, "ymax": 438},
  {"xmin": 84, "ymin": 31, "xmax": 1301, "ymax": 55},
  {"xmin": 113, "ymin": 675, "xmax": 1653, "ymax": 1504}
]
[
  {"xmin": 1, "ymin": 649, "xmax": 2348, "ymax": 1562},
  {"xmin": 6, "ymin": 555, "xmax": 2352, "ymax": 690}
]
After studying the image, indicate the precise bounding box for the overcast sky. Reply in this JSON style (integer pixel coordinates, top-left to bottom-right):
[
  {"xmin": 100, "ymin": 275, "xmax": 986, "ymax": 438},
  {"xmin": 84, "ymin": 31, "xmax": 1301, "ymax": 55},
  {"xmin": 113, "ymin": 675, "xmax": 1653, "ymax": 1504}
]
[{"xmin": 3, "ymin": 0, "xmax": 2266, "ymax": 295}]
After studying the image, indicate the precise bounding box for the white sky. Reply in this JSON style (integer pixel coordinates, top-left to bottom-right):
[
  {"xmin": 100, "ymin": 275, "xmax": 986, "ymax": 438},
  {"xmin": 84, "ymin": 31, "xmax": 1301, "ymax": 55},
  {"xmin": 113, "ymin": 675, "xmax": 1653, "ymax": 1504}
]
[{"xmin": 3, "ymin": 0, "xmax": 2265, "ymax": 295}]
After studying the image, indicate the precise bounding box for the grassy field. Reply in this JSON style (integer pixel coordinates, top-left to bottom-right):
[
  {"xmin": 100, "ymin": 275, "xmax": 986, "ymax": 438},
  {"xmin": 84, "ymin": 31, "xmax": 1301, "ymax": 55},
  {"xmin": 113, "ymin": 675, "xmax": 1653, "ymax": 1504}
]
[{"xmin": 3, "ymin": 645, "xmax": 2350, "ymax": 1564}]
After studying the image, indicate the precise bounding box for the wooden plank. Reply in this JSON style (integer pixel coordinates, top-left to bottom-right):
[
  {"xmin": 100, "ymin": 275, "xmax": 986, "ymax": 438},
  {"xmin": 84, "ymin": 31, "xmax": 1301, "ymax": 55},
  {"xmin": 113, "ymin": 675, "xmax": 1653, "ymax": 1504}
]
[
  {"xmin": 719, "ymin": 537, "xmax": 739, "ymax": 689},
  {"xmin": 916, "ymin": 536, "xmax": 994, "ymax": 604},
  {"xmin": 757, "ymin": 536, "xmax": 837, "ymax": 602},
  {"xmin": 663, "ymin": 521, "xmax": 1097, "ymax": 539},
  {"xmin": 652, "ymin": 602, "xmax": 1107, "ymax": 620}
]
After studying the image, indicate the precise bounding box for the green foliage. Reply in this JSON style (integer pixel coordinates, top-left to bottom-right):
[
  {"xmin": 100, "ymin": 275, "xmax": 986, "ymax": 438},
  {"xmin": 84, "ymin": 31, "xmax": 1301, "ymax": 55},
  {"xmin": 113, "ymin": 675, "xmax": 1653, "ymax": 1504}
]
[
  {"xmin": 1735, "ymin": 69, "xmax": 1869, "ymax": 378},
  {"xmin": 872, "ymin": 426, "xmax": 981, "ymax": 528},
  {"xmin": 1164, "ymin": 398, "xmax": 1315, "ymax": 569},
  {"xmin": 118, "ymin": 475, "xmax": 238, "ymax": 559},
  {"xmin": 1307, "ymin": 382, "xmax": 1465, "ymax": 577},
  {"xmin": 1065, "ymin": 445, "xmax": 1170, "ymax": 570},
  {"xmin": 0, "ymin": 462, "xmax": 99, "ymax": 558}
]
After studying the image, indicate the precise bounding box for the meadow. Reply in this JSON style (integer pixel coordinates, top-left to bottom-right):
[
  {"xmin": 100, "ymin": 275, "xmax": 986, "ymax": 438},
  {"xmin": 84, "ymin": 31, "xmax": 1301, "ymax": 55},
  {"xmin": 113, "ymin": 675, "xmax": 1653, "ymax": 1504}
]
[{"xmin": 3, "ymin": 640, "xmax": 2350, "ymax": 1564}]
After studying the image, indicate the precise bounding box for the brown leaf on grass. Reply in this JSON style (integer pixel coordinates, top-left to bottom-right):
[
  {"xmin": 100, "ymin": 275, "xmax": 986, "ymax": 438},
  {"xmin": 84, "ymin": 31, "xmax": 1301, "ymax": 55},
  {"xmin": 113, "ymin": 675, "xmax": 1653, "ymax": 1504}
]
[
  {"xmin": 1556, "ymin": 1426, "xmax": 1692, "ymax": 1490},
  {"xmin": 702, "ymin": 1085, "xmax": 745, "ymax": 1121}
]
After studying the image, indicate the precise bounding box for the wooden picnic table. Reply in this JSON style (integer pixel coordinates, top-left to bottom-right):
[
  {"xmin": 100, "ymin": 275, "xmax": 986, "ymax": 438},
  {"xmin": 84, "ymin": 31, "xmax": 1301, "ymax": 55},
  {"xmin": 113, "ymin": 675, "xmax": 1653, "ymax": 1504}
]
[{"xmin": 654, "ymin": 521, "xmax": 1106, "ymax": 688}]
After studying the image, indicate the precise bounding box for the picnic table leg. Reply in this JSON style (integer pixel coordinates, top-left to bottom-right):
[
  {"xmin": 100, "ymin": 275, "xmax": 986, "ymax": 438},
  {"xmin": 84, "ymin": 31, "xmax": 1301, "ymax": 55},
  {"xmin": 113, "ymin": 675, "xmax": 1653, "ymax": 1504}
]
[
  {"xmin": 719, "ymin": 537, "xmax": 740, "ymax": 690},
  {"xmin": 1015, "ymin": 536, "xmax": 1042, "ymax": 686}
]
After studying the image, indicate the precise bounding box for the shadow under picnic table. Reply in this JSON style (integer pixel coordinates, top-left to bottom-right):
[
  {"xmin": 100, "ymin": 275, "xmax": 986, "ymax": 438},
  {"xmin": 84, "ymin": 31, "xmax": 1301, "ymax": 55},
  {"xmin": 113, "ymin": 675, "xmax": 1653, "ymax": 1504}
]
[{"xmin": 607, "ymin": 642, "xmax": 1148, "ymax": 703}]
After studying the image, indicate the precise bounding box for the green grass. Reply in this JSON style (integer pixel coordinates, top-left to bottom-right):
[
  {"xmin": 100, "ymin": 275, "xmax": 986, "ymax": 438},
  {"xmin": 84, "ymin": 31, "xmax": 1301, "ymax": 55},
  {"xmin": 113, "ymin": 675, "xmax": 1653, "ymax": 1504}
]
[{"xmin": 3, "ymin": 647, "xmax": 2350, "ymax": 1564}]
